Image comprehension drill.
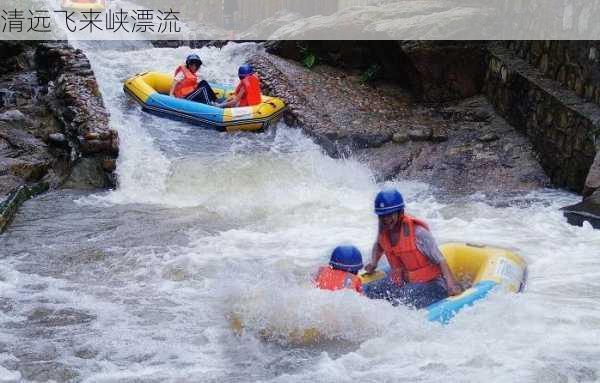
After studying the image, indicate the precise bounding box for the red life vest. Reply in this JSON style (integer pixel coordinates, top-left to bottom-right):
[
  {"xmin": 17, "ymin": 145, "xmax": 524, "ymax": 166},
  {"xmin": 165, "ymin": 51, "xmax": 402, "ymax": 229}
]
[
  {"xmin": 235, "ymin": 73, "xmax": 262, "ymax": 107},
  {"xmin": 314, "ymin": 266, "xmax": 363, "ymax": 293},
  {"xmin": 378, "ymin": 215, "xmax": 442, "ymax": 284},
  {"xmin": 173, "ymin": 65, "xmax": 198, "ymax": 98}
]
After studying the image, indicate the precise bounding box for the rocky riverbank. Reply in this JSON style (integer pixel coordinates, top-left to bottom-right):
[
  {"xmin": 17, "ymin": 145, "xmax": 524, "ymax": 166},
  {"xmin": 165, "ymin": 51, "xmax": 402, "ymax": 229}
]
[
  {"xmin": 0, "ymin": 42, "xmax": 118, "ymax": 232},
  {"xmin": 250, "ymin": 50, "xmax": 549, "ymax": 195}
]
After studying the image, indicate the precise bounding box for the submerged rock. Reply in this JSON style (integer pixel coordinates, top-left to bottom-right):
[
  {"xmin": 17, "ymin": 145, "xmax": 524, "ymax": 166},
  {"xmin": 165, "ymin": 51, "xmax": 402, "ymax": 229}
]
[
  {"xmin": 74, "ymin": 346, "xmax": 99, "ymax": 360},
  {"xmin": 26, "ymin": 307, "xmax": 95, "ymax": 327},
  {"xmin": 18, "ymin": 361, "xmax": 78, "ymax": 383},
  {"xmin": 62, "ymin": 157, "xmax": 110, "ymax": 190}
]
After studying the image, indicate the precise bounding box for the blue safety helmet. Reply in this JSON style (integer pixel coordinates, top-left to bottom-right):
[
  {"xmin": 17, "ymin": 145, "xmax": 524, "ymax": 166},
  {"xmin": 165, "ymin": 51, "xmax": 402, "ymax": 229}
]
[
  {"xmin": 238, "ymin": 64, "xmax": 255, "ymax": 78},
  {"xmin": 186, "ymin": 54, "xmax": 203, "ymax": 67},
  {"xmin": 374, "ymin": 188, "xmax": 405, "ymax": 216},
  {"xmin": 329, "ymin": 245, "xmax": 363, "ymax": 273}
]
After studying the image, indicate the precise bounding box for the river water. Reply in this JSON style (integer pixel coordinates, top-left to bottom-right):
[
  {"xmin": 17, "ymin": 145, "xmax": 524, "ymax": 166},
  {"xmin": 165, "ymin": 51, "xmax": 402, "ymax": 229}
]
[{"xmin": 1, "ymin": 42, "xmax": 600, "ymax": 382}]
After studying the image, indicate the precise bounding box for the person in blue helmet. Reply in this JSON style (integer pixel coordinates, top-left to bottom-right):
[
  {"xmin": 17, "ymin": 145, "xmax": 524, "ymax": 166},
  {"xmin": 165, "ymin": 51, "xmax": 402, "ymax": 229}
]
[
  {"xmin": 314, "ymin": 245, "xmax": 364, "ymax": 294},
  {"xmin": 170, "ymin": 54, "xmax": 218, "ymax": 105},
  {"xmin": 218, "ymin": 64, "xmax": 262, "ymax": 108},
  {"xmin": 363, "ymin": 188, "xmax": 462, "ymax": 308}
]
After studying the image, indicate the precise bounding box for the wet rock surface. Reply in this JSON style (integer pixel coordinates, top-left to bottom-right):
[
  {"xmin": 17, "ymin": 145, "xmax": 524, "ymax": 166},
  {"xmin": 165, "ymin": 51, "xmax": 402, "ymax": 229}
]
[
  {"xmin": 562, "ymin": 190, "xmax": 600, "ymax": 229},
  {"xmin": 26, "ymin": 307, "xmax": 96, "ymax": 327},
  {"xmin": 251, "ymin": 51, "xmax": 548, "ymax": 194},
  {"xmin": 35, "ymin": 43, "xmax": 119, "ymax": 190},
  {"xmin": 398, "ymin": 41, "xmax": 486, "ymax": 102},
  {"xmin": 584, "ymin": 153, "xmax": 600, "ymax": 197},
  {"xmin": 265, "ymin": 40, "xmax": 486, "ymax": 103},
  {"xmin": 18, "ymin": 362, "xmax": 79, "ymax": 383},
  {"xmin": 0, "ymin": 41, "xmax": 118, "ymax": 232}
]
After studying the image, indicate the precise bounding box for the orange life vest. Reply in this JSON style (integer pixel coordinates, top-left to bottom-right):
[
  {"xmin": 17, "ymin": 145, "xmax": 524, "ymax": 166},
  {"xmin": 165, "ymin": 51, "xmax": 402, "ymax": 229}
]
[
  {"xmin": 235, "ymin": 73, "xmax": 262, "ymax": 107},
  {"xmin": 173, "ymin": 65, "xmax": 198, "ymax": 98},
  {"xmin": 314, "ymin": 266, "xmax": 363, "ymax": 293},
  {"xmin": 378, "ymin": 215, "xmax": 442, "ymax": 284}
]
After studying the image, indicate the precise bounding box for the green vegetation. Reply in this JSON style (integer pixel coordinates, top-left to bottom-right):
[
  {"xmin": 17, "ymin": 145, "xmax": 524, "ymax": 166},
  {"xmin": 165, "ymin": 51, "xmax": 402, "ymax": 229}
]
[
  {"xmin": 302, "ymin": 52, "xmax": 317, "ymax": 69},
  {"xmin": 361, "ymin": 63, "xmax": 381, "ymax": 83},
  {"xmin": 298, "ymin": 44, "xmax": 317, "ymax": 69}
]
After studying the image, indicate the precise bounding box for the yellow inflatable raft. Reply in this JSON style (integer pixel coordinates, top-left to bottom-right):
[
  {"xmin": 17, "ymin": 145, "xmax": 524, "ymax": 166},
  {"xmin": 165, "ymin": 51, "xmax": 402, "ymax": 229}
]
[
  {"xmin": 123, "ymin": 71, "xmax": 286, "ymax": 132},
  {"xmin": 231, "ymin": 243, "xmax": 527, "ymax": 344}
]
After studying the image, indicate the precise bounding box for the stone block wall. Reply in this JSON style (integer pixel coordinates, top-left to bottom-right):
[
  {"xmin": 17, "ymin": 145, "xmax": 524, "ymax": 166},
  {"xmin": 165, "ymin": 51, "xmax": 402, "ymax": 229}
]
[
  {"xmin": 505, "ymin": 41, "xmax": 600, "ymax": 196},
  {"xmin": 508, "ymin": 41, "xmax": 600, "ymax": 106},
  {"xmin": 485, "ymin": 45, "xmax": 599, "ymax": 192}
]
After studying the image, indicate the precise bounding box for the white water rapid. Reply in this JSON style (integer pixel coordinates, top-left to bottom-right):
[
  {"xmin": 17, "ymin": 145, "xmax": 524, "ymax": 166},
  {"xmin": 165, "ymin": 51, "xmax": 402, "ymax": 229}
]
[{"xmin": 1, "ymin": 42, "xmax": 599, "ymax": 383}]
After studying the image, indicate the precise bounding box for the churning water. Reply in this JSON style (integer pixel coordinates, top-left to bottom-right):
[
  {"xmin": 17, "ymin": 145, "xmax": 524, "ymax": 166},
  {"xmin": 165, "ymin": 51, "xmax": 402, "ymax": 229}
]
[{"xmin": 1, "ymin": 42, "xmax": 600, "ymax": 382}]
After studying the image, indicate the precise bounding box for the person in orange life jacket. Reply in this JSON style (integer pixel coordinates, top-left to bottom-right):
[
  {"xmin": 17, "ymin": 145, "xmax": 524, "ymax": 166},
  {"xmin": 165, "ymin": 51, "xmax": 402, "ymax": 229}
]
[
  {"xmin": 314, "ymin": 245, "xmax": 364, "ymax": 294},
  {"xmin": 169, "ymin": 54, "xmax": 218, "ymax": 105},
  {"xmin": 217, "ymin": 64, "xmax": 262, "ymax": 108},
  {"xmin": 363, "ymin": 189, "xmax": 462, "ymax": 309}
]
